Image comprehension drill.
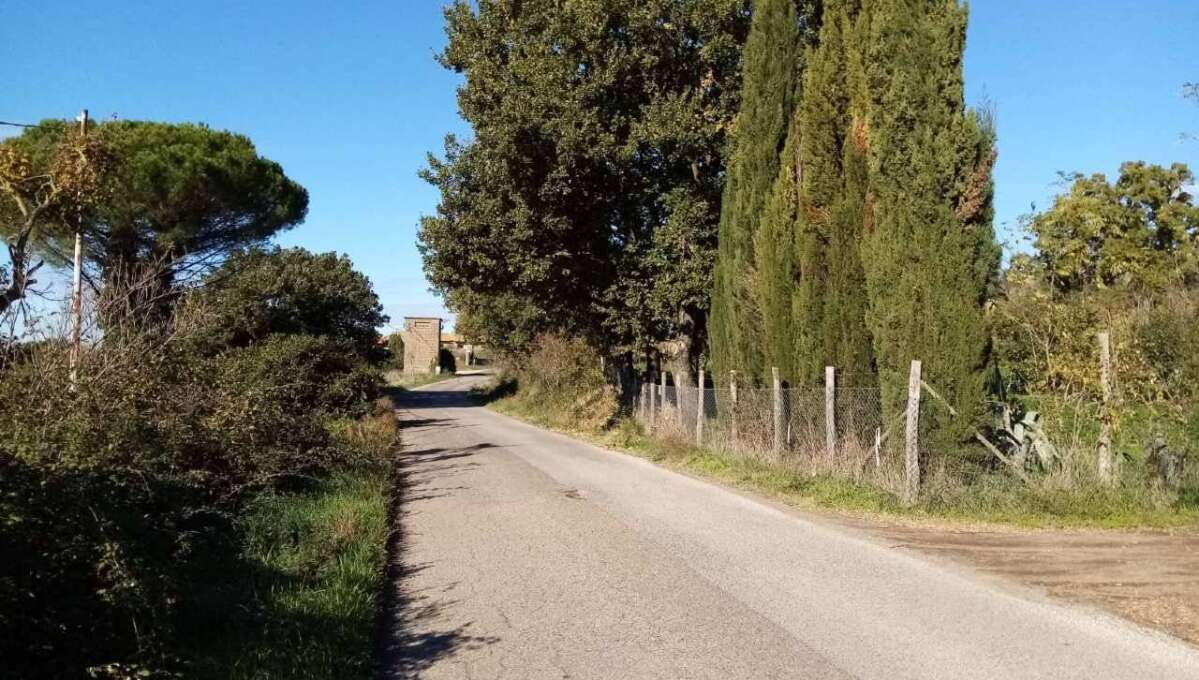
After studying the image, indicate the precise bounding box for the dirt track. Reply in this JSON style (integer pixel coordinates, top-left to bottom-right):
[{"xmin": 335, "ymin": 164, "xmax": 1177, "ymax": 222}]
[{"xmin": 870, "ymin": 523, "xmax": 1199, "ymax": 645}]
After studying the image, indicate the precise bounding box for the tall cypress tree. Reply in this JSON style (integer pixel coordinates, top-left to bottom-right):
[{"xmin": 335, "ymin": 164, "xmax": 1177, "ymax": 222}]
[
  {"xmin": 709, "ymin": 0, "xmax": 813, "ymax": 383},
  {"xmin": 794, "ymin": 0, "xmax": 875, "ymax": 387},
  {"xmin": 757, "ymin": 0, "xmax": 874, "ymax": 387},
  {"xmin": 862, "ymin": 0, "xmax": 1000, "ymax": 453}
]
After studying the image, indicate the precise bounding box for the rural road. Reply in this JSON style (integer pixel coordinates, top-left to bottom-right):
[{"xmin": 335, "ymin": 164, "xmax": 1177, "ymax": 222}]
[{"xmin": 379, "ymin": 374, "xmax": 1199, "ymax": 679}]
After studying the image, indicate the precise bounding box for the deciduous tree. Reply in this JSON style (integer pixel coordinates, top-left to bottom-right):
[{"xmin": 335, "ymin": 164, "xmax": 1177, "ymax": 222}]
[{"xmin": 421, "ymin": 0, "xmax": 751, "ymax": 376}]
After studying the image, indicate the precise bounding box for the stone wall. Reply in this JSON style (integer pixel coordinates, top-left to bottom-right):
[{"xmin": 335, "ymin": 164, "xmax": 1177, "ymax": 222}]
[{"xmin": 402, "ymin": 317, "xmax": 442, "ymax": 374}]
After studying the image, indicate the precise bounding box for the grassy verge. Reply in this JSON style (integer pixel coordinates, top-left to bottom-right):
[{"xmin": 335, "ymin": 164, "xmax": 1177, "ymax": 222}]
[
  {"xmin": 487, "ymin": 390, "xmax": 1199, "ymax": 530},
  {"xmin": 180, "ymin": 467, "xmax": 389, "ymax": 679}
]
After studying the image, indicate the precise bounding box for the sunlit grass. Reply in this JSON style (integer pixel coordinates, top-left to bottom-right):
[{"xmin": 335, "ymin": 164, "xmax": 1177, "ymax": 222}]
[{"xmin": 181, "ymin": 469, "xmax": 389, "ymax": 679}]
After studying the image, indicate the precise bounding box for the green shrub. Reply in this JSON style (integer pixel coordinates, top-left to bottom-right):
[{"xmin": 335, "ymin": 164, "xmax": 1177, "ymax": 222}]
[
  {"xmin": 0, "ymin": 250, "xmax": 389, "ymax": 676},
  {"xmin": 386, "ymin": 332, "xmax": 404, "ymax": 370}
]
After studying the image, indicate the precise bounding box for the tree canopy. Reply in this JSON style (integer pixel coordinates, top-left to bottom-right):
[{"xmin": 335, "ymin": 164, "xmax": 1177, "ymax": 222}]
[
  {"xmin": 4, "ymin": 120, "xmax": 308, "ymax": 290},
  {"xmin": 191, "ymin": 247, "xmax": 387, "ymax": 361},
  {"xmin": 708, "ymin": 0, "xmax": 816, "ymax": 383},
  {"xmin": 420, "ymin": 0, "xmax": 751, "ymax": 367},
  {"xmin": 1029, "ymin": 162, "xmax": 1199, "ymax": 293}
]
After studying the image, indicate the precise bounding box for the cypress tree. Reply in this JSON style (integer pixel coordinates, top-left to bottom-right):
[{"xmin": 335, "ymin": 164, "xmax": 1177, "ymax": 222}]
[
  {"xmin": 794, "ymin": 1, "xmax": 875, "ymax": 387},
  {"xmin": 862, "ymin": 0, "xmax": 1000, "ymax": 453},
  {"xmin": 758, "ymin": 0, "xmax": 875, "ymax": 387},
  {"xmin": 755, "ymin": 87, "xmax": 803, "ymax": 381},
  {"xmin": 709, "ymin": 0, "xmax": 813, "ymax": 383}
]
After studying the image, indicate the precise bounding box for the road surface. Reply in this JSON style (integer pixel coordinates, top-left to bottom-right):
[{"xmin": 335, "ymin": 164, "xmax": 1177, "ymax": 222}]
[{"xmin": 378, "ymin": 375, "xmax": 1199, "ymax": 679}]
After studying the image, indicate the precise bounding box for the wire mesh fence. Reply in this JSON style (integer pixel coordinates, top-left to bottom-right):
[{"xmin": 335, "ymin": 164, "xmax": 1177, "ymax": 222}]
[{"xmin": 631, "ymin": 373, "xmax": 910, "ymax": 495}]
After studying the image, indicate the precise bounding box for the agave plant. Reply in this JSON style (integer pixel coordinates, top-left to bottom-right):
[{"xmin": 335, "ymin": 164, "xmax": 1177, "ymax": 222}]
[
  {"xmin": 996, "ymin": 405, "xmax": 1060, "ymax": 473},
  {"xmin": 1146, "ymin": 434, "xmax": 1187, "ymax": 489}
]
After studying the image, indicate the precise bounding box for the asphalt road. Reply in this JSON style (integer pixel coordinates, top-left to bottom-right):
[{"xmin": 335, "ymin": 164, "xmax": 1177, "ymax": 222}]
[{"xmin": 379, "ymin": 374, "xmax": 1199, "ymax": 680}]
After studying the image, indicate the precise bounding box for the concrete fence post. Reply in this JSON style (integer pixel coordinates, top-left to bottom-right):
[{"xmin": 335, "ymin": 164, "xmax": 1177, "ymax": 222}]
[
  {"xmin": 825, "ymin": 366, "xmax": 836, "ymax": 460},
  {"xmin": 1097, "ymin": 331, "xmax": 1115, "ymax": 485},
  {"xmin": 648, "ymin": 373, "xmax": 657, "ymax": 430},
  {"xmin": 903, "ymin": 360, "xmax": 922, "ymax": 505},
  {"xmin": 695, "ymin": 366, "xmax": 705, "ymax": 447},
  {"xmin": 772, "ymin": 367, "xmax": 783, "ymax": 457}
]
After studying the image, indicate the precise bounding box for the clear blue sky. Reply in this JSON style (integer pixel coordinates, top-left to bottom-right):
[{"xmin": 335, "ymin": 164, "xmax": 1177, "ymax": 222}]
[{"xmin": 3, "ymin": 1, "xmax": 1197, "ymax": 331}]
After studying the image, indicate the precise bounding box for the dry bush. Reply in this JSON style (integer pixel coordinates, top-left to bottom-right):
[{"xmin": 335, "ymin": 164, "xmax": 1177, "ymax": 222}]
[{"xmin": 504, "ymin": 333, "xmax": 619, "ymax": 432}]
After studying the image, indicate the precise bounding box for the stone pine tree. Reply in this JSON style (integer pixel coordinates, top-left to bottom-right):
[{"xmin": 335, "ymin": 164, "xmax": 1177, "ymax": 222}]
[
  {"xmin": 862, "ymin": 0, "xmax": 1000, "ymax": 453},
  {"xmin": 709, "ymin": 0, "xmax": 816, "ymax": 384}
]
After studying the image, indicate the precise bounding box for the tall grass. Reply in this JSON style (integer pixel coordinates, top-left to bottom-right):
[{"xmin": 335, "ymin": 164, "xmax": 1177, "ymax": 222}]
[
  {"xmin": 180, "ymin": 469, "xmax": 389, "ymax": 679},
  {"xmin": 607, "ymin": 419, "xmax": 1199, "ymax": 529},
  {"xmin": 176, "ymin": 407, "xmax": 397, "ymax": 679}
]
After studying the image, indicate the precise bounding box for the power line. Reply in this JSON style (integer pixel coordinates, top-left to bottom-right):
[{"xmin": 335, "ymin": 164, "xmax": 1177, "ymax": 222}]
[{"xmin": 0, "ymin": 120, "xmax": 35, "ymax": 128}]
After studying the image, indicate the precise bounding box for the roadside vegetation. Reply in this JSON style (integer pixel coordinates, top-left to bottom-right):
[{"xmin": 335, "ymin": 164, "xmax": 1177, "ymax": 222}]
[
  {"xmin": 478, "ymin": 335, "xmax": 1199, "ymax": 530},
  {"xmin": 0, "ymin": 120, "xmax": 393, "ymax": 678},
  {"xmin": 427, "ymin": 2, "xmax": 1199, "ymax": 529}
]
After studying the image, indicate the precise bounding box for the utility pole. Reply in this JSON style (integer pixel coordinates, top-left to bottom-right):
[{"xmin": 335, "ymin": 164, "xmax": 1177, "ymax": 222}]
[{"xmin": 69, "ymin": 109, "xmax": 87, "ymax": 390}]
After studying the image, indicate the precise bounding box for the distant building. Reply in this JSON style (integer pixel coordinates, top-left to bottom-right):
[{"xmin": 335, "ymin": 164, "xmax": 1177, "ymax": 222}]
[
  {"xmin": 441, "ymin": 332, "xmax": 480, "ymax": 367},
  {"xmin": 402, "ymin": 317, "xmax": 442, "ymax": 374}
]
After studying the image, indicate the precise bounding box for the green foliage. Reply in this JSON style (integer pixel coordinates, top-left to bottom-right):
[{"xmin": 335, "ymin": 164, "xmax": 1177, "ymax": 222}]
[
  {"xmin": 758, "ymin": 0, "xmax": 876, "ymax": 387},
  {"xmin": 189, "ymin": 247, "xmax": 388, "ymax": 362},
  {"xmin": 91, "ymin": 120, "xmax": 307, "ymax": 282},
  {"xmin": 490, "ymin": 334, "xmax": 619, "ymax": 433},
  {"xmin": 861, "ymin": 0, "xmax": 1000, "ymax": 454},
  {"xmin": 0, "ymin": 248, "xmax": 387, "ymax": 677},
  {"xmin": 179, "ymin": 468, "xmax": 390, "ymax": 679},
  {"xmin": 1028, "ymin": 162, "xmax": 1199, "ymax": 293},
  {"xmin": 386, "ymin": 332, "xmax": 404, "ymax": 370},
  {"xmin": 709, "ymin": 0, "xmax": 814, "ymax": 384},
  {"xmin": 1, "ymin": 120, "xmax": 307, "ymax": 324},
  {"xmin": 421, "ymin": 0, "xmax": 751, "ymax": 361}
]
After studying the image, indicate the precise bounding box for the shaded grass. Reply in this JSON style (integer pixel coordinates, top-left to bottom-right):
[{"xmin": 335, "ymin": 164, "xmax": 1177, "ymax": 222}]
[
  {"xmin": 179, "ymin": 468, "xmax": 389, "ymax": 679},
  {"xmin": 491, "ymin": 395, "xmax": 1199, "ymax": 530}
]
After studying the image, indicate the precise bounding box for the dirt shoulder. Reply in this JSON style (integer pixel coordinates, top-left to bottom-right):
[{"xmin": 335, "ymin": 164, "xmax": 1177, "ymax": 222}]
[{"xmin": 860, "ymin": 520, "xmax": 1199, "ymax": 646}]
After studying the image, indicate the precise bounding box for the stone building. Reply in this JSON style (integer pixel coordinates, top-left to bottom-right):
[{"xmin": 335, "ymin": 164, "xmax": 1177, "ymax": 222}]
[{"xmin": 402, "ymin": 317, "xmax": 442, "ymax": 374}]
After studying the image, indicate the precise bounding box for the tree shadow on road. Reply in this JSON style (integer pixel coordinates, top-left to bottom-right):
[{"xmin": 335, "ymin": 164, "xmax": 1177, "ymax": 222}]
[{"xmin": 373, "ymin": 435, "xmax": 499, "ymax": 678}]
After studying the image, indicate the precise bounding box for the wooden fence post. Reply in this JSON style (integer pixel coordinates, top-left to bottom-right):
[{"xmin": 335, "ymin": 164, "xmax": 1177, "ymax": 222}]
[
  {"xmin": 825, "ymin": 366, "xmax": 836, "ymax": 460},
  {"xmin": 695, "ymin": 366, "xmax": 705, "ymax": 447},
  {"xmin": 729, "ymin": 370, "xmax": 739, "ymax": 446},
  {"xmin": 772, "ymin": 367, "xmax": 783, "ymax": 456},
  {"xmin": 904, "ymin": 360, "xmax": 922, "ymax": 505},
  {"xmin": 1097, "ymin": 331, "xmax": 1115, "ymax": 484}
]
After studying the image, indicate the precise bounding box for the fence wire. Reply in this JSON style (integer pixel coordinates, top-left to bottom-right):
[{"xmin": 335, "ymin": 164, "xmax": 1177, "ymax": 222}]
[{"xmin": 632, "ymin": 377, "xmax": 907, "ymax": 493}]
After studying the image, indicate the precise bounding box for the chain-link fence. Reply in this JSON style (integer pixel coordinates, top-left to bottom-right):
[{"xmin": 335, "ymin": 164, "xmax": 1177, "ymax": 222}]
[{"xmin": 631, "ymin": 372, "xmax": 911, "ymax": 495}]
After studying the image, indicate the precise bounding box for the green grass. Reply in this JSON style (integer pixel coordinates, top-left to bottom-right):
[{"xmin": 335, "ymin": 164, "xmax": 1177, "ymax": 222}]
[
  {"xmin": 384, "ymin": 368, "xmax": 456, "ymax": 390},
  {"xmin": 180, "ymin": 468, "xmax": 389, "ymax": 679},
  {"xmin": 490, "ymin": 395, "xmax": 1199, "ymax": 530}
]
